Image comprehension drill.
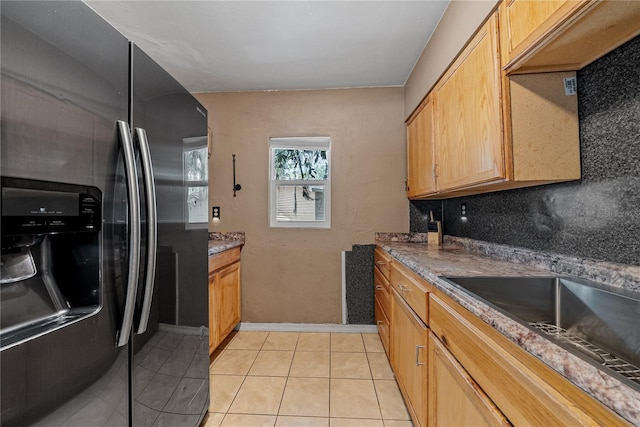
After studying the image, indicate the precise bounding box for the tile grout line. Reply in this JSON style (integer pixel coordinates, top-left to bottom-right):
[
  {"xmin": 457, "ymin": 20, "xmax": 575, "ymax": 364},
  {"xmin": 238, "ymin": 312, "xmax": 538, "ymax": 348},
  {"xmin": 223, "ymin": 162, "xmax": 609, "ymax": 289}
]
[
  {"xmin": 328, "ymin": 333, "xmax": 333, "ymax": 421},
  {"xmin": 274, "ymin": 332, "xmax": 299, "ymax": 420},
  {"xmin": 220, "ymin": 331, "xmax": 270, "ymax": 425},
  {"xmin": 209, "ymin": 331, "xmax": 407, "ymax": 426}
]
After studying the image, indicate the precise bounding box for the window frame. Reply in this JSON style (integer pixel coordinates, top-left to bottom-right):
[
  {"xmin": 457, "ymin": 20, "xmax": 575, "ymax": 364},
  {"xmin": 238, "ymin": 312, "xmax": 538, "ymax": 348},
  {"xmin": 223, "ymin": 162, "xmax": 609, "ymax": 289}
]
[{"xmin": 269, "ymin": 136, "xmax": 331, "ymax": 229}]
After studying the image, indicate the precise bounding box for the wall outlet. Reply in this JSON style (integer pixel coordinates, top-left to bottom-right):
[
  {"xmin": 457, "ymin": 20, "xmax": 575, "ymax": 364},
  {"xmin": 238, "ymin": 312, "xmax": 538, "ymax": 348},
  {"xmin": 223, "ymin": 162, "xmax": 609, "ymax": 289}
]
[{"xmin": 212, "ymin": 206, "xmax": 221, "ymax": 220}]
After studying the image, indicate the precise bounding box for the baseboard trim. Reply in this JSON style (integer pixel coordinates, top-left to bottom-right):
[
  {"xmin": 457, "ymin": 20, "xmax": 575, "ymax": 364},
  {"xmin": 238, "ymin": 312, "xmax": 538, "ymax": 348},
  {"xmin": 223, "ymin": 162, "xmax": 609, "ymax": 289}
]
[{"xmin": 236, "ymin": 322, "xmax": 378, "ymax": 333}]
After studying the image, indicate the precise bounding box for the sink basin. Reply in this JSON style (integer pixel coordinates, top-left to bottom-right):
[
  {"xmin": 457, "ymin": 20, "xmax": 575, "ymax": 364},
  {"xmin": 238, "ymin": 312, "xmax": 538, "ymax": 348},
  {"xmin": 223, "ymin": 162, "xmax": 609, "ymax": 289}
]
[{"xmin": 441, "ymin": 276, "xmax": 640, "ymax": 390}]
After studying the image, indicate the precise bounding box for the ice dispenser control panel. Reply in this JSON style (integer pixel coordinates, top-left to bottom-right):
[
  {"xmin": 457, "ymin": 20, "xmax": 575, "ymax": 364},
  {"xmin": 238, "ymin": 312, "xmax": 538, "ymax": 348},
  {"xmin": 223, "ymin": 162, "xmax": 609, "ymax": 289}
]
[{"xmin": 1, "ymin": 177, "xmax": 101, "ymax": 236}]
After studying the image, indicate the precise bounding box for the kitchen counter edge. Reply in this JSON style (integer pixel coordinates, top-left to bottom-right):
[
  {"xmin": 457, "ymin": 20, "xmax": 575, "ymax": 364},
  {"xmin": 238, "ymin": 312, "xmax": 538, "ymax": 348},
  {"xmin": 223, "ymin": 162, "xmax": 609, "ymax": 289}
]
[{"xmin": 208, "ymin": 232, "xmax": 245, "ymax": 256}]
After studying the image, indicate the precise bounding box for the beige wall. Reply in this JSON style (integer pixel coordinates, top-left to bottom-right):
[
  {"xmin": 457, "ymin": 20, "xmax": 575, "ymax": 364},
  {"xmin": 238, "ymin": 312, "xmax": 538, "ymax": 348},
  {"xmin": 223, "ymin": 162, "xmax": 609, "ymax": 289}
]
[
  {"xmin": 404, "ymin": 0, "xmax": 499, "ymax": 119},
  {"xmin": 195, "ymin": 88, "xmax": 408, "ymax": 323}
]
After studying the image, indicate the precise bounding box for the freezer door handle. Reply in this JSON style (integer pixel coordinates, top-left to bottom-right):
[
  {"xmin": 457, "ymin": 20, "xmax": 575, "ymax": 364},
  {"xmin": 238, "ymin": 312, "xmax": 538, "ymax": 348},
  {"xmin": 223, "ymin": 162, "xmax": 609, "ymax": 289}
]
[
  {"xmin": 116, "ymin": 120, "xmax": 141, "ymax": 347},
  {"xmin": 135, "ymin": 127, "xmax": 157, "ymax": 335}
]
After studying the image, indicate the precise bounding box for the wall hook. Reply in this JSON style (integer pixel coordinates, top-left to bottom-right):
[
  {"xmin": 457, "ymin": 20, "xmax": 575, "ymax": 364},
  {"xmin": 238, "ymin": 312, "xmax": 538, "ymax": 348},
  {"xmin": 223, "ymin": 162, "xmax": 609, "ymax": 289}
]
[{"xmin": 232, "ymin": 154, "xmax": 242, "ymax": 197}]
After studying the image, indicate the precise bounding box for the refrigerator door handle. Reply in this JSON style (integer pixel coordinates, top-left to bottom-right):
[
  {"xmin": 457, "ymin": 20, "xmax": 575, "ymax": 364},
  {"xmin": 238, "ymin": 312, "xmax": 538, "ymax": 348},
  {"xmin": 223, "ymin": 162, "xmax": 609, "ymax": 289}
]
[
  {"xmin": 116, "ymin": 120, "xmax": 141, "ymax": 347},
  {"xmin": 134, "ymin": 127, "xmax": 157, "ymax": 334}
]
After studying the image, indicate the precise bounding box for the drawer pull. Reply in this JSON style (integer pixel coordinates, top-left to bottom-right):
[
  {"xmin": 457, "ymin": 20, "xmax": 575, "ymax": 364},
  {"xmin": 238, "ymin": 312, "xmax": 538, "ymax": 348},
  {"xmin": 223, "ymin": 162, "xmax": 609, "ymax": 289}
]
[
  {"xmin": 375, "ymin": 260, "xmax": 387, "ymax": 266},
  {"xmin": 376, "ymin": 285, "xmax": 384, "ymax": 291},
  {"xmin": 416, "ymin": 345, "xmax": 426, "ymax": 366},
  {"xmin": 399, "ymin": 284, "xmax": 411, "ymax": 292}
]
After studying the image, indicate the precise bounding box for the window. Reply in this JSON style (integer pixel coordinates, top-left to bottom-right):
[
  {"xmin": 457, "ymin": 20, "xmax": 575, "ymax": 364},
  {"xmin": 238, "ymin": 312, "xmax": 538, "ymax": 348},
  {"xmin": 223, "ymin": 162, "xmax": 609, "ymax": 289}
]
[
  {"xmin": 183, "ymin": 136, "xmax": 208, "ymax": 228},
  {"xmin": 269, "ymin": 137, "xmax": 331, "ymax": 228}
]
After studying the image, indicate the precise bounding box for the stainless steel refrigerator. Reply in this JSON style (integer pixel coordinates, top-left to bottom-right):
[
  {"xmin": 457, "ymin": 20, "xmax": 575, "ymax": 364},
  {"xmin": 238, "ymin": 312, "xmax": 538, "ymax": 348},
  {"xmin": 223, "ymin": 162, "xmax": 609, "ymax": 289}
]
[{"xmin": 0, "ymin": 2, "xmax": 210, "ymax": 426}]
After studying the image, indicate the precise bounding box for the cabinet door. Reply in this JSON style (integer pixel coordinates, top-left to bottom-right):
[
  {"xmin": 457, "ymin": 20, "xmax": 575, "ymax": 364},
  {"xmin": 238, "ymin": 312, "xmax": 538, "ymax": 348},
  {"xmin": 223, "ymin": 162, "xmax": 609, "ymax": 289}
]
[
  {"xmin": 429, "ymin": 294, "xmax": 626, "ymax": 426},
  {"xmin": 374, "ymin": 296, "xmax": 390, "ymax": 357},
  {"xmin": 407, "ymin": 94, "xmax": 436, "ymax": 198},
  {"xmin": 504, "ymin": 0, "xmax": 569, "ymax": 58},
  {"xmin": 215, "ymin": 262, "xmax": 241, "ymax": 343},
  {"xmin": 501, "ymin": 0, "xmax": 640, "ymax": 73},
  {"xmin": 391, "ymin": 288, "xmax": 428, "ymax": 427},
  {"xmin": 428, "ymin": 333, "xmax": 511, "ymax": 427},
  {"xmin": 435, "ymin": 14, "xmax": 503, "ymax": 191}
]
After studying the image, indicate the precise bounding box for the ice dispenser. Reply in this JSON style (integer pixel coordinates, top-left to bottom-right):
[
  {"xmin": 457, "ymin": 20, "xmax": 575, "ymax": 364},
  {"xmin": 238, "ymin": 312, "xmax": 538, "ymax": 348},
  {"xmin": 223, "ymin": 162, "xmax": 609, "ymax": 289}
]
[{"xmin": 1, "ymin": 177, "xmax": 102, "ymax": 349}]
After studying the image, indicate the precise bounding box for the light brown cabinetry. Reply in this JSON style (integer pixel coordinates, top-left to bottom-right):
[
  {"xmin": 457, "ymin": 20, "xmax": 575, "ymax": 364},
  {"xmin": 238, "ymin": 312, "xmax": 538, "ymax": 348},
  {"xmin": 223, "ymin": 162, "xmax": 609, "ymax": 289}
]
[
  {"xmin": 391, "ymin": 288, "xmax": 428, "ymax": 427},
  {"xmin": 374, "ymin": 247, "xmax": 392, "ymax": 355},
  {"xmin": 374, "ymin": 267, "xmax": 391, "ymax": 356},
  {"xmin": 208, "ymin": 247, "xmax": 241, "ymax": 355},
  {"xmin": 501, "ymin": 0, "xmax": 640, "ymax": 73},
  {"xmin": 389, "ymin": 261, "xmax": 431, "ymax": 427},
  {"xmin": 407, "ymin": 1, "xmax": 640, "ymax": 200},
  {"xmin": 374, "ymin": 247, "xmax": 391, "ymax": 280},
  {"xmin": 434, "ymin": 15, "xmax": 503, "ymax": 192},
  {"xmin": 503, "ymin": 0, "xmax": 570, "ymax": 56},
  {"xmin": 390, "ymin": 261, "xmax": 429, "ymax": 322},
  {"xmin": 429, "ymin": 292, "xmax": 629, "ymax": 426},
  {"xmin": 375, "ymin": 248, "xmax": 629, "ymax": 426},
  {"xmin": 406, "ymin": 94, "xmax": 436, "ymax": 198},
  {"xmin": 408, "ymin": 12, "xmax": 581, "ymax": 199},
  {"xmin": 428, "ymin": 332, "xmax": 510, "ymax": 427}
]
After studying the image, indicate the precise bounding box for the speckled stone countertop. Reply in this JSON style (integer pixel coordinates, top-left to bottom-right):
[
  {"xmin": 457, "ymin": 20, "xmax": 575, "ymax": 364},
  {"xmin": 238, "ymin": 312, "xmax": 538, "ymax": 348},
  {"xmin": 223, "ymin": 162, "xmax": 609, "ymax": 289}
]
[
  {"xmin": 208, "ymin": 232, "xmax": 245, "ymax": 256},
  {"xmin": 375, "ymin": 233, "xmax": 640, "ymax": 425}
]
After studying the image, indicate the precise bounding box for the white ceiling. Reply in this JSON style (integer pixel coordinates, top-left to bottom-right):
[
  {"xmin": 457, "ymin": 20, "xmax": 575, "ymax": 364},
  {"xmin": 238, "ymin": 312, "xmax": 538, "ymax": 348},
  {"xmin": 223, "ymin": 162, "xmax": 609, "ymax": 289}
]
[{"xmin": 85, "ymin": 1, "xmax": 449, "ymax": 93}]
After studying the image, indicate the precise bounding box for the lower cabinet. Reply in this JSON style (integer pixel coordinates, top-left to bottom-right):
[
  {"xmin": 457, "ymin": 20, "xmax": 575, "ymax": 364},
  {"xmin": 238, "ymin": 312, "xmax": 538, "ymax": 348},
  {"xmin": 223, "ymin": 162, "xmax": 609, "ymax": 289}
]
[
  {"xmin": 428, "ymin": 332, "xmax": 510, "ymax": 426},
  {"xmin": 391, "ymin": 287, "xmax": 428, "ymax": 427},
  {"xmin": 429, "ymin": 292, "xmax": 628, "ymax": 426},
  {"xmin": 374, "ymin": 260, "xmax": 391, "ymax": 356},
  {"xmin": 374, "ymin": 296, "xmax": 390, "ymax": 356},
  {"xmin": 208, "ymin": 247, "xmax": 241, "ymax": 355},
  {"xmin": 374, "ymin": 247, "xmax": 628, "ymax": 426}
]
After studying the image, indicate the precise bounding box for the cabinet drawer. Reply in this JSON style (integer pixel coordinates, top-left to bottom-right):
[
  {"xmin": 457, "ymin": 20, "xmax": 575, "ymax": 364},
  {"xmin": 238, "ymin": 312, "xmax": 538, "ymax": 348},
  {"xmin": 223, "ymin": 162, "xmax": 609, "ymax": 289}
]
[
  {"xmin": 390, "ymin": 262, "xmax": 429, "ymax": 324},
  {"xmin": 375, "ymin": 296, "xmax": 390, "ymax": 356},
  {"xmin": 374, "ymin": 247, "xmax": 392, "ymax": 280},
  {"xmin": 429, "ymin": 293, "xmax": 628, "ymax": 426},
  {"xmin": 209, "ymin": 246, "xmax": 241, "ymax": 273},
  {"xmin": 374, "ymin": 266, "xmax": 391, "ymax": 315}
]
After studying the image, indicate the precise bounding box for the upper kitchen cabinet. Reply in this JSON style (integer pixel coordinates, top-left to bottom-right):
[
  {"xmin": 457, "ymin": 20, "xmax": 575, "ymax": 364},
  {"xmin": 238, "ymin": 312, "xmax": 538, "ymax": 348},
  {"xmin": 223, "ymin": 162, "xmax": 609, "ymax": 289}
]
[
  {"xmin": 501, "ymin": 0, "xmax": 640, "ymax": 74},
  {"xmin": 434, "ymin": 15, "xmax": 504, "ymax": 192},
  {"xmin": 408, "ymin": 12, "xmax": 581, "ymax": 200},
  {"xmin": 406, "ymin": 94, "xmax": 436, "ymax": 198},
  {"xmin": 407, "ymin": 1, "xmax": 640, "ymax": 200}
]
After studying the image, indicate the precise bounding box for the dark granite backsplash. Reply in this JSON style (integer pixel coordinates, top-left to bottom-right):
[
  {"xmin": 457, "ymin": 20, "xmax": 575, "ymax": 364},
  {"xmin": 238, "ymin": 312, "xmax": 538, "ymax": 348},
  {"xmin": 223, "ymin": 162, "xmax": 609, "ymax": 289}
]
[{"xmin": 411, "ymin": 35, "xmax": 640, "ymax": 266}]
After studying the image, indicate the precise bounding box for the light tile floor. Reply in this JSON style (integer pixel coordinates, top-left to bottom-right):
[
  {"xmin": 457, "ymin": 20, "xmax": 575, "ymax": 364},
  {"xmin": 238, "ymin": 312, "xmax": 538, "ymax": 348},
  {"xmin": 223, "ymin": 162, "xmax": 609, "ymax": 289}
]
[{"xmin": 202, "ymin": 331, "xmax": 413, "ymax": 427}]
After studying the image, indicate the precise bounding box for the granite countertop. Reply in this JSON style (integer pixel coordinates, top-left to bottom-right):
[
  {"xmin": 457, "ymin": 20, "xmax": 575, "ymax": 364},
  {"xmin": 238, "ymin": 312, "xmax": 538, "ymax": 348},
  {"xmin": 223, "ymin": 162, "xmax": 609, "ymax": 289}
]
[
  {"xmin": 376, "ymin": 233, "xmax": 640, "ymax": 425},
  {"xmin": 208, "ymin": 232, "xmax": 245, "ymax": 256}
]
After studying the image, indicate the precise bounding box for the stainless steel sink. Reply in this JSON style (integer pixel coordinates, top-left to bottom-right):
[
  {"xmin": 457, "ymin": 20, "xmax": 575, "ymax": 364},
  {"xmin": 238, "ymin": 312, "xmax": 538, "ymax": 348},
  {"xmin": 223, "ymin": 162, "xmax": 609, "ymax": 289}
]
[{"xmin": 441, "ymin": 276, "xmax": 640, "ymax": 390}]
